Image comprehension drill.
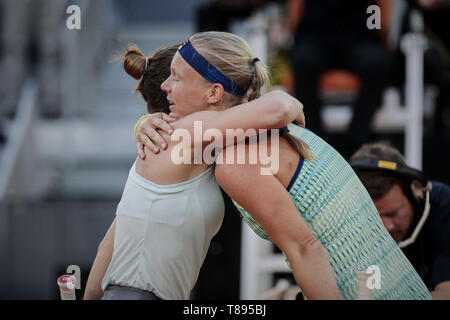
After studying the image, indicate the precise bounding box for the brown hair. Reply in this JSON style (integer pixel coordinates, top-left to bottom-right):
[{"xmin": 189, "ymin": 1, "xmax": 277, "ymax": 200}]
[
  {"xmin": 351, "ymin": 141, "xmax": 414, "ymax": 202},
  {"xmin": 190, "ymin": 31, "xmax": 313, "ymax": 160},
  {"xmin": 122, "ymin": 43, "xmax": 179, "ymax": 113}
]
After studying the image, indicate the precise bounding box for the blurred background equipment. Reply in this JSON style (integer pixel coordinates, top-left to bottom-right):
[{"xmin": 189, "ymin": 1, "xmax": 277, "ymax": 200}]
[
  {"xmin": 57, "ymin": 274, "xmax": 77, "ymax": 300},
  {"xmin": 0, "ymin": 0, "xmax": 229, "ymax": 299},
  {"xmin": 0, "ymin": 0, "xmax": 449, "ymax": 300},
  {"xmin": 288, "ymin": 0, "xmax": 392, "ymax": 157},
  {"xmin": 207, "ymin": 0, "xmax": 450, "ymax": 299}
]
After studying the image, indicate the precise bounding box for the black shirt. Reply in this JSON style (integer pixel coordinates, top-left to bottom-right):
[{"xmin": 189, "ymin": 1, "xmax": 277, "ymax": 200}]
[
  {"xmin": 401, "ymin": 181, "xmax": 450, "ymax": 290},
  {"xmin": 296, "ymin": 0, "xmax": 380, "ymax": 40}
]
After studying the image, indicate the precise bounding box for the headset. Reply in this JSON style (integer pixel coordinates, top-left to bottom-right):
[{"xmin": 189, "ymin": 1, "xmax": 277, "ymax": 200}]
[{"xmin": 349, "ymin": 157, "xmax": 432, "ymax": 249}]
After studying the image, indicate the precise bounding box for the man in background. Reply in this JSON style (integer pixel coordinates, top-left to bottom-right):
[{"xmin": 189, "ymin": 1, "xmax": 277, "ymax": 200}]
[
  {"xmin": 350, "ymin": 141, "xmax": 450, "ymax": 299},
  {"xmin": 287, "ymin": 0, "xmax": 392, "ymax": 157}
]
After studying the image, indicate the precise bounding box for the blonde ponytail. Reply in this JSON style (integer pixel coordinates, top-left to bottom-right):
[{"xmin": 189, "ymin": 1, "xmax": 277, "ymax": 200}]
[
  {"xmin": 281, "ymin": 130, "xmax": 314, "ymax": 161},
  {"xmin": 241, "ymin": 58, "xmax": 269, "ymax": 103}
]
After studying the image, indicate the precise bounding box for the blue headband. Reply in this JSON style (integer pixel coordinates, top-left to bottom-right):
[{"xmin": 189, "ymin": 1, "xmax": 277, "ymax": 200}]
[{"xmin": 178, "ymin": 40, "xmax": 246, "ymax": 96}]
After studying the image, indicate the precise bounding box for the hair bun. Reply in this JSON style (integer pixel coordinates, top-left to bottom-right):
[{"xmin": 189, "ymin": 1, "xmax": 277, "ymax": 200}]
[{"xmin": 124, "ymin": 45, "xmax": 147, "ymax": 80}]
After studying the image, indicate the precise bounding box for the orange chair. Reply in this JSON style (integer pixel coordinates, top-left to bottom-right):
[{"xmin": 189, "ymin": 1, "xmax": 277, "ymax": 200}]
[
  {"xmin": 280, "ymin": 69, "xmax": 361, "ymax": 94},
  {"xmin": 282, "ymin": 0, "xmax": 390, "ymax": 95},
  {"xmin": 319, "ymin": 70, "xmax": 361, "ymax": 92}
]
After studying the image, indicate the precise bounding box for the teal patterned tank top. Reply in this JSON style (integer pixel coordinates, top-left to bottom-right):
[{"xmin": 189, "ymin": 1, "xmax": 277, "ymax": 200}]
[{"xmin": 234, "ymin": 123, "xmax": 432, "ymax": 300}]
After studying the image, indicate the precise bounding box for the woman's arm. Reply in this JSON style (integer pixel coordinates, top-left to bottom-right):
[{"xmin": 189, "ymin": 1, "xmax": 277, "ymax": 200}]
[
  {"xmin": 286, "ymin": 0, "xmax": 305, "ymax": 34},
  {"xmin": 83, "ymin": 218, "xmax": 116, "ymax": 300},
  {"xmin": 135, "ymin": 112, "xmax": 177, "ymax": 159},
  {"xmin": 215, "ymin": 158, "xmax": 341, "ymax": 300},
  {"xmin": 177, "ymin": 89, "xmax": 304, "ymax": 137},
  {"xmin": 137, "ymin": 90, "xmax": 304, "ymax": 156}
]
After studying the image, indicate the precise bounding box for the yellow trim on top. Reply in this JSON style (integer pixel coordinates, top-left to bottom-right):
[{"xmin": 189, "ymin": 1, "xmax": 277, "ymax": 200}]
[{"xmin": 378, "ymin": 160, "xmax": 397, "ymax": 171}]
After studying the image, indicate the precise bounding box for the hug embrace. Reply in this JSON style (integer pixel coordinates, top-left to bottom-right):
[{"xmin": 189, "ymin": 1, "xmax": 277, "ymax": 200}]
[{"xmin": 83, "ymin": 31, "xmax": 431, "ymax": 300}]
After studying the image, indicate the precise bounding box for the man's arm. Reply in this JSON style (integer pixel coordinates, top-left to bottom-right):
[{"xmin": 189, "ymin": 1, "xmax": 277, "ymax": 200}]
[
  {"xmin": 286, "ymin": 0, "xmax": 305, "ymax": 34},
  {"xmin": 375, "ymin": 0, "xmax": 392, "ymax": 50},
  {"xmin": 428, "ymin": 181, "xmax": 450, "ymax": 299},
  {"xmin": 431, "ymin": 281, "xmax": 450, "ymax": 300},
  {"xmin": 83, "ymin": 218, "xmax": 116, "ymax": 300},
  {"xmin": 215, "ymin": 156, "xmax": 341, "ymax": 300}
]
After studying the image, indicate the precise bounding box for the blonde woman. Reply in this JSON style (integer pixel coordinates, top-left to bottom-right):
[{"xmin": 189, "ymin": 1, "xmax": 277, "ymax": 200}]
[
  {"xmin": 137, "ymin": 32, "xmax": 432, "ymax": 300},
  {"xmin": 84, "ymin": 32, "xmax": 340, "ymax": 300}
]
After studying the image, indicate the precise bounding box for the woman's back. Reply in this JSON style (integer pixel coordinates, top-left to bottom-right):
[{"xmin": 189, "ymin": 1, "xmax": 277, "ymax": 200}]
[
  {"xmin": 135, "ymin": 126, "xmax": 211, "ymax": 185},
  {"xmin": 102, "ymin": 127, "xmax": 224, "ymax": 299},
  {"xmin": 236, "ymin": 124, "xmax": 432, "ymax": 300}
]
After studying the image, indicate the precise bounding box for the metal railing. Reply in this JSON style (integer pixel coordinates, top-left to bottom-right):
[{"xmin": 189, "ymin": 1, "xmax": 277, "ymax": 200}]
[
  {"xmin": 0, "ymin": 0, "xmax": 114, "ymax": 201},
  {"xmin": 0, "ymin": 79, "xmax": 38, "ymax": 201}
]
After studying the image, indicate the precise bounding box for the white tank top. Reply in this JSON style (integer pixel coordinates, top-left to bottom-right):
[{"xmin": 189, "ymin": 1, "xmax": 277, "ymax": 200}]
[{"xmin": 101, "ymin": 161, "xmax": 224, "ymax": 299}]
